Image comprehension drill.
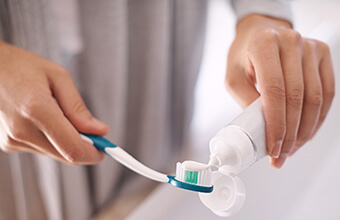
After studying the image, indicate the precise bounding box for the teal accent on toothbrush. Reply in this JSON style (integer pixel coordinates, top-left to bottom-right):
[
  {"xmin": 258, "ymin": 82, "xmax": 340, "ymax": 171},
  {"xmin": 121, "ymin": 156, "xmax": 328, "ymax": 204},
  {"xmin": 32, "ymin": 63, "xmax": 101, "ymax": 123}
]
[
  {"xmin": 80, "ymin": 133, "xmax": 213, "ymax": 193},
  {"xmin": 80, "ymin": 133, "xmax": 117, "ymax": 152},
  {"xmin": 167, "ymin": 176, "xmax": 213, "ymax": 193}
]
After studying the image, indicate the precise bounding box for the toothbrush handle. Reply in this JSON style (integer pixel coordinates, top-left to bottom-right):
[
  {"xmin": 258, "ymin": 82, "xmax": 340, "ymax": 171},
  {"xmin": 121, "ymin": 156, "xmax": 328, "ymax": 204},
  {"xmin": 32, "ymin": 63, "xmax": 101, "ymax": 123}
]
[
  {"xmin": 80, "ymin": 134, "xmax": 168, "ymax": 183},
  {"xmin": 80, "ymin": 133, "xmax": 117, "ymax": 151}
]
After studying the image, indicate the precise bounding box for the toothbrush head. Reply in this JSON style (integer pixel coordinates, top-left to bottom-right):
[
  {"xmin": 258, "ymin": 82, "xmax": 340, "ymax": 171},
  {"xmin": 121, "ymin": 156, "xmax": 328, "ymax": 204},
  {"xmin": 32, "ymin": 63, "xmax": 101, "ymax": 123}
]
[{"xmin": 168, "ymin": 161, "xmax": 213, "ymax": 193}]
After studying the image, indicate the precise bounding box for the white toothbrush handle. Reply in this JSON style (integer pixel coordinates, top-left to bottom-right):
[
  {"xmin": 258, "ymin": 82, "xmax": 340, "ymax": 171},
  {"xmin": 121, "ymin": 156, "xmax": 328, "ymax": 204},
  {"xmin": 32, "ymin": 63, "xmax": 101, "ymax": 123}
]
[
  {"xmin": 81, "ymin": 134, "xmax": 168, "ymax": 183},
  {"xmin": 104, "ymin": 147, "xmax": 168, "ymax": 182}
]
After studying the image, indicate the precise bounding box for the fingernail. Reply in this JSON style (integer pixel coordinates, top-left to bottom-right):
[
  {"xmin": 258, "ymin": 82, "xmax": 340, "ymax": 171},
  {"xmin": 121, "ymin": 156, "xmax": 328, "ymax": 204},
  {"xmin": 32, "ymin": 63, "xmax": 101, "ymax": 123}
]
[
  {"xmin": 92, "ymin": 118, "xmax": 107, "ymax": 129},
  {"xmin": 270, "ymin": 141, "xmax": 282, "ymax": 158},
  {"xmin": 274, "ymin": 153, "xmax": 288, "ymax": 169}
]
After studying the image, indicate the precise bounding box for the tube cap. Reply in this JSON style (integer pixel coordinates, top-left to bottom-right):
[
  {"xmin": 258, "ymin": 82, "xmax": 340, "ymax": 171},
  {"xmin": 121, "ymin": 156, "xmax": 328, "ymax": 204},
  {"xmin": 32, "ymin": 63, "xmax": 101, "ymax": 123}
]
[{"xmin": 199, "ymin": 171, "xmax": 245, "ymax": 217}]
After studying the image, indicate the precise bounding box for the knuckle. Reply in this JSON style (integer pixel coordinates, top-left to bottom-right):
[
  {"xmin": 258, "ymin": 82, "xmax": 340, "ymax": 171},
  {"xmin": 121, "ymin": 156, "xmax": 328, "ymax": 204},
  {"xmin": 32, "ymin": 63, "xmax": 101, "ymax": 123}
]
[
  {"xmin": 65, "ymin": 99, "xmax": 91, "ymax": 122},
  {"xmin": 263, "ymin": 82, "xmax": 286, "ymax": 99},
  {"xmin": 318, "ymin": 41, "xmax": 330, "ymax": 54},
  {"xmin": 71, "ymin": 99, "xmax": 88, "ymax": 116},
  {"xmin": 303, "ymin": 40, "xmax": 316, "ymax": 52},
  {"xmin": 21, "ymin": 97, "xmax": 42, "ymax": 120},
  {"xmin": 52, "ymin": 65, "xmax": 72, "ymax": 83},
  {"xmin": 282, "ymin": 29, "xmax": 302, "ymax": 45},
  {"xmin": 305, "ymin": 93, "xmax": 323, "ymax": 107},
  {"xmin": 286, "ymin": 88, "xmax": 304, "ymax": 106},
  {"xmin": 325, "ymin": 87, "xmax": 335, "ymax": 100},
  {"xmin": 255, "ymin": 28, "xmax": 278, "ymax": 43},
  {"xmin": 54, "ymin": 65, "xmax": 70, "ymax": 77}
]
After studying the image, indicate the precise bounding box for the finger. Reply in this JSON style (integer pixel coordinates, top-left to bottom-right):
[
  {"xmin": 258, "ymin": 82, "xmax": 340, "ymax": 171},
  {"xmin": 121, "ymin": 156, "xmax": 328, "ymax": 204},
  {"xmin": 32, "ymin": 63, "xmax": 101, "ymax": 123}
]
[
  {"xmin": 24, "ymin": 98, "xmax": 105, "ymax": 165},
  {"xmin": 0, "ymin": 128, "xmax": 44, "ymax": 154},
  {"xmin": 48, "ymin": 67, "xmax": 109, "ymax": 136},
  {"xmin": 271, "ymin": 31, "xmax": 304, "ymax": 168},
  {"xmin": 20, "ymin": 125, "xmax": 82, "ymax": 163},
  {"xmin": 290, "ymin": 41, "xmax": 322, "ymax": 156},
  {"xmin": 248, "ymin": 30, "xmax": 286, "ymax": 159},
  {"xmin": 0, "ymin": 116, "xmax": 95, "ymax": 164},
  {"xmin": 2, "ymin": 139, "xmax": 75, "ymax": 164},
  {"xmin": 311, "ymin": 43, "xmax": 335, "ymax": 137},
  {"xmin": 0, "ymin": 114, "xmax": 75, "ymax": 160},
  {"xmin": 1, "ymin": 142, "xmax": 43, "ymax": 154},
  {"xmin": 0, "ymin": 118, "xmax": 39, "ymax": 154},
  {"xmin": 226, "ymin": 57, "xmax": 260, "ymax": 108}
]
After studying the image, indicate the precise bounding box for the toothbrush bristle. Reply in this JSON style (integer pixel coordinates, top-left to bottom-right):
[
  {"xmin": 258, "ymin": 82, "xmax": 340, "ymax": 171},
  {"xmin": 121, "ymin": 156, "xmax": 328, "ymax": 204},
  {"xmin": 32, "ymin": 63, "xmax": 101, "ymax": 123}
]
[
  {"xmin": 175, "ymin": 162, "xmax": 212, "ymax": 186},
  {"xmin": 185, "ymin": 170, "xmax": 198, "ymax": 184}
]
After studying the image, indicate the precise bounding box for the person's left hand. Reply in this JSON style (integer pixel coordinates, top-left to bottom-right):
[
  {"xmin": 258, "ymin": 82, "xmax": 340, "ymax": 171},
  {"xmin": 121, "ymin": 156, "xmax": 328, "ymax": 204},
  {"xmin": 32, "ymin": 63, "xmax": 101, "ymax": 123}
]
[{"xmin": 226, "ymin": 14, "xmax": 335, "ymax": 169}]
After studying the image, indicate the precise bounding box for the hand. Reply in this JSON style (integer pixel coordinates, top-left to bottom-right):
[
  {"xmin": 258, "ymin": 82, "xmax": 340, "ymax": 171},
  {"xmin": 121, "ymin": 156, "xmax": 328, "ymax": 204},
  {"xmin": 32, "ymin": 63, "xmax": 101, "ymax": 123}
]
[
  {"xmin": 0, "ymin": 40, "xmax": 109, "ymax": 164},
  {"xmin": 226, "ymin": 15, "xmax": 335, "ymax": 168}
]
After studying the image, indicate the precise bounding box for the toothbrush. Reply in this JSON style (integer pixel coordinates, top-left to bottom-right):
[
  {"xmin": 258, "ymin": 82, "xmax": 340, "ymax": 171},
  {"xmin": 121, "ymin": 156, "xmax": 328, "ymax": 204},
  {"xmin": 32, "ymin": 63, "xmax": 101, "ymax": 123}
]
[
  {"xmin": 80, "ymin": 133, "xmax": 213, "ymax": 193},
  {"xmin": 81, "ymin": 133, "xmax": 246, "ymax": 216},
  {"xmin": 79, "ymin": 98, "xmax": 265, "ymax": 216}
]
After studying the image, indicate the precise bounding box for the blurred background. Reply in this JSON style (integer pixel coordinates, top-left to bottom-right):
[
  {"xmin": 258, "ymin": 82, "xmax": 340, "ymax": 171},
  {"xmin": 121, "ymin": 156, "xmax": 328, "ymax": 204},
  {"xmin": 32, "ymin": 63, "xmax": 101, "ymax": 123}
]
[{"xmin": 125, "ymin": 0, "xmax": 340, "ymax": 219}]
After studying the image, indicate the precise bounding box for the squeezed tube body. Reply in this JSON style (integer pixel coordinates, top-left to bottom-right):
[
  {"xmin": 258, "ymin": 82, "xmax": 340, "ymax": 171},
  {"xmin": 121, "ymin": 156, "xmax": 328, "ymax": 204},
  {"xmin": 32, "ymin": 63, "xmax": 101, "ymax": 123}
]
[
  {"xmin": 230, "ymin": 98, "xmax": 267, "ymax": 160},
  {"xmin": 209, "ymin": 98, "xmax": 267, "ymax": 174}
]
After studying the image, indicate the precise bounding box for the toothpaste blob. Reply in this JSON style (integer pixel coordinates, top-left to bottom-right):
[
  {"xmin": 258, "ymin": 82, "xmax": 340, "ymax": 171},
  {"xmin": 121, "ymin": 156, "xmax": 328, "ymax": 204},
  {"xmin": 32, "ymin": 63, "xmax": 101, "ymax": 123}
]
[{"xmin": 182, "ymin": 160, "xmax": 210, "ymax": 171}]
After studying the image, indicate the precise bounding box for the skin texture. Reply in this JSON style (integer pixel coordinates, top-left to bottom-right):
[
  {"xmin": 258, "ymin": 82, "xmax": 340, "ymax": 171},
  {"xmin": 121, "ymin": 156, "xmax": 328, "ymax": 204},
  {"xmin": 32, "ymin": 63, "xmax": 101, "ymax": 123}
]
[
  {"xmin": 0, "ymin": 40, "xmax": 109, "ymax": 165},
  {"xmin": 226, "ymin": 14, "xmax": 335, "ymax": 168}
]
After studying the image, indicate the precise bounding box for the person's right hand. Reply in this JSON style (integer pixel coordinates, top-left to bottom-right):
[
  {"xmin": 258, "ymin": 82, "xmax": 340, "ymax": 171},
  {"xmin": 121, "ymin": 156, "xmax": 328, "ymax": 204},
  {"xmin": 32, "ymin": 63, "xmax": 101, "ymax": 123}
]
[
  {"xmin": 0, "ymin": 40, "xmax": 109, "ymax": 165},
  {"xmin": 226, "ymin": 15, "xmax": 335, "ymax": 168}
]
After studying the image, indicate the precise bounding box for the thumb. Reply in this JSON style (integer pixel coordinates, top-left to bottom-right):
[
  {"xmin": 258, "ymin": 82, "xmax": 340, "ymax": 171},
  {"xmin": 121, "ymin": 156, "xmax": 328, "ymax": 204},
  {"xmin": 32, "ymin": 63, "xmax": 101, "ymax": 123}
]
[
  {"xmin": 48, "ymin": 69, "xmax": 109, "ymax": 136},
  {"xmin": 225, "ymin": 64, "xmax": 260, "ymax": 108}
]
